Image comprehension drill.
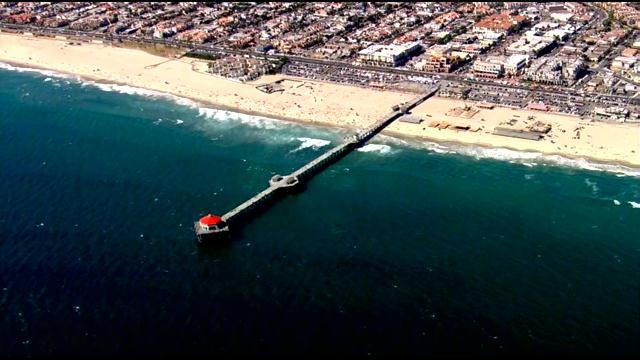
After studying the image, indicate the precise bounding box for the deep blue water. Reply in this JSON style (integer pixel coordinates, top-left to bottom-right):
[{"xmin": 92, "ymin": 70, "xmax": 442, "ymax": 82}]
[{"xmin": 1, "ymin": 67, "xmax": 639, "ymax": 357}]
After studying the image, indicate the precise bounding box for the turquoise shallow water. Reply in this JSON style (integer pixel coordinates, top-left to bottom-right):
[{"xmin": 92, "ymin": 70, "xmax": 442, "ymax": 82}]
[{"xmin": 0, "ymin": 66, "xmax": 639, "ymax": 357}]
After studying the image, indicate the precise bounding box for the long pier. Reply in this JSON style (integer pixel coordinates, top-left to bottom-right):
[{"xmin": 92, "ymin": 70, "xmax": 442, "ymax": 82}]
[{"xmin": 199, "ymin": 86, "xmax": 438, "ymax": 236}]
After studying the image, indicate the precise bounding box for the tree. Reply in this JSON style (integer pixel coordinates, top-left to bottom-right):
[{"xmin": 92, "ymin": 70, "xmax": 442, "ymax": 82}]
[
  {"xmin": 453, "ymin": 25, "xmax": 467, "ymax": 36},
  {"xmin": 437, "ymin": 34, "xmax": 452, "ymax": 45}
]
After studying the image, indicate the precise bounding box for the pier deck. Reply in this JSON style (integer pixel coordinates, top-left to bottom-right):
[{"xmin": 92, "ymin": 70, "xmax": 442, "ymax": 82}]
[{"xmin": 211, "ymin": 86, "xmax": 438, "ymax": 229}]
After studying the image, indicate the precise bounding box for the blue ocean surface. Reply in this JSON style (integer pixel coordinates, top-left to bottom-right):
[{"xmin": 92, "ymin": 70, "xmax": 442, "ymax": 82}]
[{"xmin": 1, "ymin": 65, "xmax": 639, "ymax": 357}]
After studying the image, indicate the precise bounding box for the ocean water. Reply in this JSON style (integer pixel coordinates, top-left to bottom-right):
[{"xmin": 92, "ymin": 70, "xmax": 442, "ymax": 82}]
[{"xmin": 1, "ymin": 66, "xmax": 639, "ymax": 357}]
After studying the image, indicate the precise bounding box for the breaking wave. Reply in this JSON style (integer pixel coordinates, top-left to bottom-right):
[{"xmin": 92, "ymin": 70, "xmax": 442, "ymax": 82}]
[
  {"xmin": 197, "ymin": 106, "xmax": 280, "ymax": 130},
  {"xmin": 0, "ymin": 61, "xmax": 72, "ymax": 79},
  {"xmin": 357, "ymin": 144, "xmax": 396, "ymax": 155},
  {"xmin": 82, "ymin": 81, "xmax": 198, "ymax": 108},
  {"xmin": 290, "ymin": 137, "xmax": 331, "ymax": 153},
  {"xmin": 1, "ymin": 61, "xmax": 293, "ymax": 132},
  {"xmin": 628, "ymin": 201, "xmax": 640, "ymax": 209},
  {"xmin": 398, "ymin": 138, "xmax": 640, "ymax": 178}
]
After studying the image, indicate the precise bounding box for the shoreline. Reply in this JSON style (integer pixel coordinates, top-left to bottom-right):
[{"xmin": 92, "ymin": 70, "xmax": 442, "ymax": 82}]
[
  {"xmin": 382, "ymin": 130, "xmax": 640, "ymax": 173},
  {"xmin": 2, "ymin": 57, "xmax": 640, "ymax": 175},
  {"xmin": 0, "ymin": 57, "xmax": 354, "ymax": 132},
  {"xmin": 1, "ymin": 32, "xmax": 639, "ymax": 171}
]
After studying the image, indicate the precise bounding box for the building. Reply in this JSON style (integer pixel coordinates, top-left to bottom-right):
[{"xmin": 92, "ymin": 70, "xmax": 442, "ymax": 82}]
[
  {"xmin": 357, "ymin": 42, "xmax": 421, "ymax": 67},
  {"xmin": 592, "ymin": 106, "xmax": 629, "ymax": 120},
  {"xmin": 504, "ymin": 54, "xmax": 529, "ymax": 75},
  {"xmin": 523, "ymin": 57, "xmax": 585, "ymax": 85},
  {"xmin": 414, "ymin": 44, "xmax": 458, "ymax": 73},
  {"xmin": 504, "ymin": 2, "xmax": 528, "ymax": 10},
  {"xmin": 416, "ymin": 55, "xmax": 451, "ymax": 72},
  {"xmin": 611, "ymin": 56, "xmax": 637, "ymax": 71},
  {"xmin": 439, "ymin": 84, "xmax": 470, "ymax": 99},
  {"xmin": 472, "ymin": 57, "xmax": 504, "ymax": 78},
  {"xmin": 507, "ymin": 36, "xmax": 555, "ymax": 57},
  {"xmin": 550, "ymin": 12, "xmax": 574, "ymax": 23},
  {"xmin": 563, "ymin": 58, "xmax": 586, "ymax": 80},
  {"xmin": 527, "ymin": 102, "xmax": 549, "ymax": 112},
  {"xmin": 473, "ymin": 12, "xmax": 527, "ymax": 35},
  {"xmin": 622, "ymin": 47, "xmax": 639, "ymax": 58}
]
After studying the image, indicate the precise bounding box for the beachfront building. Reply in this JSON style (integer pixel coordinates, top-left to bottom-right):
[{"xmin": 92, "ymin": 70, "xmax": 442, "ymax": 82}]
[
  {"xmin": 414, "ymin": 44, "xmax": 470, "ymax": 73},
  {"xmin": 439, "ymin": 83, "xmax": 471, "ymax": 99},
  {"xmin": 416, "ymin": 54, "xmax": 458, "ymax": 73},
  {"xmin": 592, "ymin": 106, "xmax": 630, "ymax": 121},
  {"xmin": 207, "ymin": 55, "xmax": 279, "ymax": 82},
  {"xmin": 472, "ymin": 57, "xmax": 504, "ymax": 79},
  {"xmin": 523, "ymin": 56, "xmax": 585, "ymax": 86},
  {"xmin": 356, "ymin": 42, "xmax": 421, "ymax": 67},
  {"xmin": 504, "ymin": 54, "xmax": 530, "ymax": 75}
]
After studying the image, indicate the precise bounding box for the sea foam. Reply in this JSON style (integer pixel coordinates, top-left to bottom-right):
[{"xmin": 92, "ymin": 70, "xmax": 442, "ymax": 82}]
[
  {"xmin": 290, "ymin": 137, "xmax": 331, "ymax": 153},
  {"xmin": 357, "ymin": 144, "xmax": 396, "ymax": 155},
  {"xmin": 0, "ymin": 61, "xmax": 72, "ymax": 79},
  {"xmin": 197, "ymin": 106, "xmax": 280, "ymax": 130},
  {"xmin": 584, "ymin": 178, "xmax": 600, "ymax": 195},
  {"xmin": 398, "ymin": 137, "xmax": 640, "ymax": 178},
  {"xmin": 76, "ymin": 77, "xmax": 281, "ymax": 130}
]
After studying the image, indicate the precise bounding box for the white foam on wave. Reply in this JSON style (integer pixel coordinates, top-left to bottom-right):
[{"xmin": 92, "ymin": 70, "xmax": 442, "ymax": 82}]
[
  {"xmin": 378, "ymin": 134, "xmax": 409, "ymax": 146},
  {"xmin": 3, "ymin": 61, "xmax": 286, "ymax": 132},
  {"xmin": 456, "ymin": 146, "xmax": 543, "ymax": 162},
  {"xmin": 628, "ymin": 201, "xmax": 640, "ymax": 208},
  {"xmin": 419, "ymin": 141, "xmax": 455, "ymax": 154},
  {"xmin": 584, "ymin": 178, "xmax": 599, "ymax": 195},
  {"xmin": 613, "ymin": 199, "xmax": 621, "ymax": 206},
  {"xmin": 197, "ymin": 107, "xmax": 218, "ymax": 120},
  {"xmin": 29, "ymin": 69, "xmax": 200, "ymax": 108},
  {"xmin": 357, "ymin": 144, "xmax": 395, "ymax": 155},
  {"xmin": 197, "ymin": 106, "xmax": 280, "ymax": 130},
  {"xmin": 290, "ymin": 137, "xmax": 331, "ymax": 153},
  {"xmin": 84, "ymin": 82, "xmax": 176, "ymax": 99},
  {"xmin": 398, "ymin": 138, "xmax": 640, "ymax": 178},
  {"xmin": 176, "ymin": 119, "xmax": 184, "ymax": 125},
  {"xmin": 0, "ymin": 61, "xmax": 72, "ymax": 79}
]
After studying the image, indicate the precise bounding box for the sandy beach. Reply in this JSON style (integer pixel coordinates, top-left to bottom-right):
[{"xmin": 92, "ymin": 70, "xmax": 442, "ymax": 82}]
[{"xmin": 1, "ymin": 32, "xmax": 639, "ymax": 167}]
